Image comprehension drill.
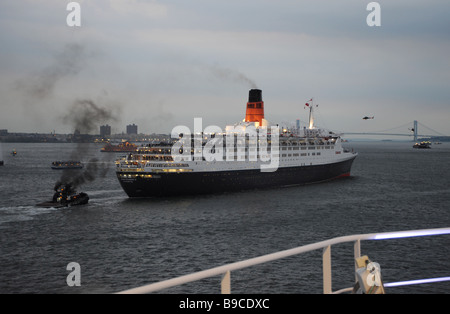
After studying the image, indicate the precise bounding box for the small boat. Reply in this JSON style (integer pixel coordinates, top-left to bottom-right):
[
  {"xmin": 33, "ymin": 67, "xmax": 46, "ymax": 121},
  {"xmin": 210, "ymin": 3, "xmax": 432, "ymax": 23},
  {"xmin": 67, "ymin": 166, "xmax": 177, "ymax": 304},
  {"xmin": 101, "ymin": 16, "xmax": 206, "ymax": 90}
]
[
  {"xmin": 36, "ymin": 184, "xmax": 89, "ymax": 208},
  {"xmin": 11, "ymin": 150, "xmax": 17, "ymax": 156},
  {"xmin": 413, "ymin": 141, "xmax": 431, "ymax": 149},
  {"xmin": 51, "ymin": 161, "xmax": 83, "ymax": 169}
]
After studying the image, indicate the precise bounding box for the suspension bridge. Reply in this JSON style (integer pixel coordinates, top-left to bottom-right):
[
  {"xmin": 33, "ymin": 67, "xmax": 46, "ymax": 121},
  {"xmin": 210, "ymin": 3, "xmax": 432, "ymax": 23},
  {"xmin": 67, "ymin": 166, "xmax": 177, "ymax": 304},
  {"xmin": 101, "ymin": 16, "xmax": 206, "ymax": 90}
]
[{"xmin": 344, "ymin": 120, "xmax": 449, "ymax": 141}]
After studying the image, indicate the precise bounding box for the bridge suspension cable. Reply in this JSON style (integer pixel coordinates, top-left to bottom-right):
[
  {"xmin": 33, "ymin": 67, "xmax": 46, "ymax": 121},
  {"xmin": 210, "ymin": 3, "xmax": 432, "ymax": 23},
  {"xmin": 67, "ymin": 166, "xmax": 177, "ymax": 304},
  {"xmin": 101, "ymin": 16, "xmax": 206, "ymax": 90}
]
[
  {"xmin": 417, "ymin": 122, "xmax": 446, "ymax": 136},
  {"xmin": 343, "ymin": 120, "xmax": 448, "ymax": 138},
  {"xmin": 366, "ymin": 121, "xmax": 414, "ymax": 135}
]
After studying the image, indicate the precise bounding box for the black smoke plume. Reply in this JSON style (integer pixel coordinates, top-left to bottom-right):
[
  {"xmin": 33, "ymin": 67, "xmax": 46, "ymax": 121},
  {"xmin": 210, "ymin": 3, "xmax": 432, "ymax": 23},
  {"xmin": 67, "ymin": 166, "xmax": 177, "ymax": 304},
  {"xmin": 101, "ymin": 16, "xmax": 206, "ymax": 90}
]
[
  {"xmin": 56, "ymin": 99, "xmax": 120, "ymax": 192},
  {"xmin": 15, "ymin": 43, "xmax": 88, "ymax": 100},
  {"xmin": 54, "ymin": 157, "xmax": 110, "ymax": 192},
  {"xmin": 12, "ymin": 43, "xmax": 119, "ymax": 193},
  {"xmin": 207, "ymin": 64, "xmax": 258, "ymax": 89},
  {"xmin": 64, "ymin": 99, "xmax": 118, "ymax": 134}
]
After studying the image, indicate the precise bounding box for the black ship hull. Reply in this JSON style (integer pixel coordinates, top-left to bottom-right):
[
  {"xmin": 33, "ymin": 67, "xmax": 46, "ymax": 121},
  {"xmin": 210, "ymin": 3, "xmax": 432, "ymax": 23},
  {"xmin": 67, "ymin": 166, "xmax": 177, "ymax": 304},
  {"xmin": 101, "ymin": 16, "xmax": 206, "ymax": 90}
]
[{"xmin": 117, "ymin": 156, "xmax": 357, "ymax": 197}]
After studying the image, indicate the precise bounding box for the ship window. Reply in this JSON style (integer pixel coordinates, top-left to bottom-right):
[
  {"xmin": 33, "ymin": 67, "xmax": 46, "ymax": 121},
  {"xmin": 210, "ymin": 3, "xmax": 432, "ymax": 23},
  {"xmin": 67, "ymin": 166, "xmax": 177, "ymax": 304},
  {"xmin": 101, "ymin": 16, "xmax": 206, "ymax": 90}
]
[
  {"xmin": 247, "ymin": 104, "xmax": 255, "ymax": 108},
  {"xmin": 256, "ymin": 103, "xmax": 262, "ymax": 108}
]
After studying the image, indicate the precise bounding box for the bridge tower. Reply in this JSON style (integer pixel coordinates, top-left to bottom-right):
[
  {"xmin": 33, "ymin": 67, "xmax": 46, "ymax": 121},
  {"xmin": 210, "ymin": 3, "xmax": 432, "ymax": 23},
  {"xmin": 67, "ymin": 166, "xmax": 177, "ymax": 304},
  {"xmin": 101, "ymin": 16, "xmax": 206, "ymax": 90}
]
[{"xmin": 413, "ymin": 120, "xmax": 418, "ymax": 142}]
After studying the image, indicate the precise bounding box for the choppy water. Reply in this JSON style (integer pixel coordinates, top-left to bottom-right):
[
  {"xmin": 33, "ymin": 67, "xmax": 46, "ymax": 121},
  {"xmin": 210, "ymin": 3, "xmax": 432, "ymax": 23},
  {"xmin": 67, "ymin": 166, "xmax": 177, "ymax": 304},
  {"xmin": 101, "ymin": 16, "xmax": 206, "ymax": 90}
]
[{"xmin": 0, "ymin": 141, "xmax": 449, "ymax": 294}]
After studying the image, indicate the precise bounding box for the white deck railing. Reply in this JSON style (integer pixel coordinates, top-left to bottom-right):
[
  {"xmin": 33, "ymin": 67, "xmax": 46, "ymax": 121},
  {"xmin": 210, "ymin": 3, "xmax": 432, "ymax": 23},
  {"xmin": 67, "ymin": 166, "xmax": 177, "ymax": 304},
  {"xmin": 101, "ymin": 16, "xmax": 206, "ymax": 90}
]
[{"xmin": 117, "ymin": 227, "xmax": 450, "ymax": 294}]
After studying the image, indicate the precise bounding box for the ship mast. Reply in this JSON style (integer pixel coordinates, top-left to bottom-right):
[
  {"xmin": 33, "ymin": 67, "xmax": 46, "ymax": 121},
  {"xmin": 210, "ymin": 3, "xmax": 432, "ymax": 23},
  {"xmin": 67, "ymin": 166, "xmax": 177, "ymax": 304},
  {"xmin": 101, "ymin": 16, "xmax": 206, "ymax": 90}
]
[{"xmin": 307, "ymin": 98, "xmax": 315, "ymax": 129}]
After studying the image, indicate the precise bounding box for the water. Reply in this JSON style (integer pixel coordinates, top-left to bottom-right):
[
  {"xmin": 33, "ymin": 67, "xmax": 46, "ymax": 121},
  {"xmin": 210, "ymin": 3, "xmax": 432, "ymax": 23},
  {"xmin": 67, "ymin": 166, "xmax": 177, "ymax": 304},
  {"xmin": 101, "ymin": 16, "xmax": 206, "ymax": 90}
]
[{"xmin": 0, "ymin": 141, "xmax": 449, "ymax": 294}]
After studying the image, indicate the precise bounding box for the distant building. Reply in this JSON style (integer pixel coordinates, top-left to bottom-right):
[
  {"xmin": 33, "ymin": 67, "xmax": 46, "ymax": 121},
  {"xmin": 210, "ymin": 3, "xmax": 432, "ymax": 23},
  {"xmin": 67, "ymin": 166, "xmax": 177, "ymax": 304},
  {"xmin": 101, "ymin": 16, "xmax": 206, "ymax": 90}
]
[
  {"xmin": 0, "ymin": 129, "xmax": 8, "ymax": 136},
  {"xmin": 100, "ymin": 125, "xmax": 111, "ymax": 138},
  {"xmin": 127, "ymin": 124, "xmax": 138, "ymax": 135}
]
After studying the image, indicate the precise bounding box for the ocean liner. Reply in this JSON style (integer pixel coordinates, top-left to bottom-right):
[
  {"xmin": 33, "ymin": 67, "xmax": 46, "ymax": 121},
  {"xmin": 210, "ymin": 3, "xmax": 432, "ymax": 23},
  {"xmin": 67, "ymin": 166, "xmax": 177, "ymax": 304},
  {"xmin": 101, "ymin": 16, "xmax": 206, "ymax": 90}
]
[{"xmin": 115, "ymin": 89, "xmax": 357, "ymax": 197}]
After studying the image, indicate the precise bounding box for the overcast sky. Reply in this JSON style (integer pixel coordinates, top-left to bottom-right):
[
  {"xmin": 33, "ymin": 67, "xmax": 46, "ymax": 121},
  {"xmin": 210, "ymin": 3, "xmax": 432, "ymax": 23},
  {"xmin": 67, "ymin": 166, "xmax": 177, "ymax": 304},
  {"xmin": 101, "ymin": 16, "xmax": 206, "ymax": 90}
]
[{"xmin": 1, "ymin": 0, "xmax": 449, "ymax": 137}]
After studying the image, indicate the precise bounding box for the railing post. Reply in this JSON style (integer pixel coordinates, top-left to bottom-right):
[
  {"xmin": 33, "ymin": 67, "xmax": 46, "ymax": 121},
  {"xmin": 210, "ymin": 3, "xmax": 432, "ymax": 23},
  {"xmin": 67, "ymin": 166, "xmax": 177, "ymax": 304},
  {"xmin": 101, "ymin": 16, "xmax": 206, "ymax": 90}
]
[
  {"xmin": 117, "ymin": 228, "xmax": 450, "ymax": 294},
  {"xmin": 323, "ymin": 245, "xmax": 332, "ymax": 294},
  {"xmin": 354, "ymin": 239, "xmax": 361, "ymax": 283},
  {"xmin": 221, "ymin": 271, "xmax": 231, "ymax": 294}
]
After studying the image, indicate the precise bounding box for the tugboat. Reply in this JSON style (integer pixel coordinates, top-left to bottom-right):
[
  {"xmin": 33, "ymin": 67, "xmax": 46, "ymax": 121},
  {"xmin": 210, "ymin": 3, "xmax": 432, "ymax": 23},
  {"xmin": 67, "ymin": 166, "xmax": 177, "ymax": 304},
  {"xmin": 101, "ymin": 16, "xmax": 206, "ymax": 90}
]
[
  {"xmin": 413, "ymin": 141, "xmax": 431, "ymax": 149},
  {"xmin": 36, "ymin": 184, "xmax": 89, "ymax": 208}
]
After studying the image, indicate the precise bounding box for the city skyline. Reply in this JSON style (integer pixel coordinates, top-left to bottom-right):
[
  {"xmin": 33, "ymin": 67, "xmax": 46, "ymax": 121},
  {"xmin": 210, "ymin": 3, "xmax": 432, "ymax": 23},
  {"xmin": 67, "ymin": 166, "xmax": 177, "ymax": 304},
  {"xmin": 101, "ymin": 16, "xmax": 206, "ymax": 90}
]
[
  {"xmin": 0, "ymin": 122, "xmax": 158, "ymax": 137},
  {"xmin": 1, "ymin": 1, "xmax": 450, "ymax": 136}
]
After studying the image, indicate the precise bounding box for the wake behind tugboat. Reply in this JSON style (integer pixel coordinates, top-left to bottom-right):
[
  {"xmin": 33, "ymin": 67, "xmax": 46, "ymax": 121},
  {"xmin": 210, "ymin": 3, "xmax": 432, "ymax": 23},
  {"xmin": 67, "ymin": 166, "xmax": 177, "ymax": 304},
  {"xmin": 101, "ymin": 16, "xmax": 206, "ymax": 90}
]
[{"xmin": 35, "ymin": 184, "xmax": 89, "ymax": 208}]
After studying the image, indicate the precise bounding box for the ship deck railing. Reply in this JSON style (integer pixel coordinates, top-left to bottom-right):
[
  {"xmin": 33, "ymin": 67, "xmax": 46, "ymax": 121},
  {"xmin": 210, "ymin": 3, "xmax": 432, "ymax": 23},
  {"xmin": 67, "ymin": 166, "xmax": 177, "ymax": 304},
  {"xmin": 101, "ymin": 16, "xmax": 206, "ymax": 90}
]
[{"xmin": 117, "ymin": 227, "xmax": 450, "ymax": 294}]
